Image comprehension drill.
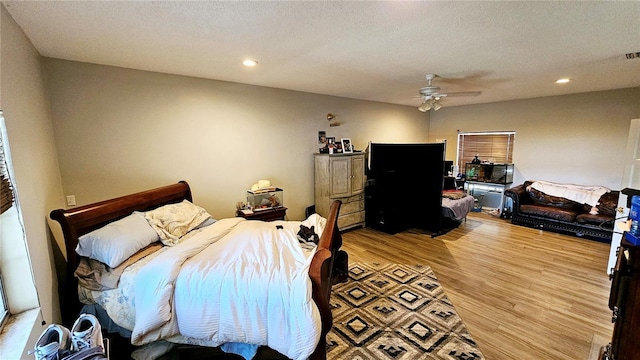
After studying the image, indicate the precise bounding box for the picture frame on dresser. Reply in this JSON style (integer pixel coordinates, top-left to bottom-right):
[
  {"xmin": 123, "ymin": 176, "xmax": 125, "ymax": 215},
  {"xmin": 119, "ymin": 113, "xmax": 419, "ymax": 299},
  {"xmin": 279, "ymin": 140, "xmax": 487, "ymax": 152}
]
[
  {"xmin": 318, "ymin": 131, "xmax": 327, "ymax": 145},
  {"xmin": 327, "ymin": 137, "xmax": 336, "ymax": 154},
  {"xmin": 341, "ymin": 138, "xmax": 352, "ymax": 153}
]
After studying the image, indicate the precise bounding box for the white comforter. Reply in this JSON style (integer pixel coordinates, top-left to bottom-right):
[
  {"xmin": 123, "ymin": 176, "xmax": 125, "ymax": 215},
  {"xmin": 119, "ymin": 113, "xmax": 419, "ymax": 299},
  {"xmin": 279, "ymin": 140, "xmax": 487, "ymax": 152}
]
[
  {"xmin": 127, "ymin": 216, "xmax": 324, "ymax": 360},
  {"xmin": 529, "ymin": 180, "xmax": 610, "ymax": 207}
]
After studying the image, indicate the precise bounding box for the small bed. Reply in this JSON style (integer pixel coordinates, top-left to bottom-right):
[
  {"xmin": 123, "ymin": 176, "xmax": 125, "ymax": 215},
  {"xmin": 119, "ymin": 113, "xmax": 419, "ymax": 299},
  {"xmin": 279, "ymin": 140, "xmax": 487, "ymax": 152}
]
[
  {"xmin": 442, "ymin": 190, "xmax": 475, "ymax": 222},
  {"xmin": 50, "ymin": 181, "xmax": 342, "ymax": 360}
]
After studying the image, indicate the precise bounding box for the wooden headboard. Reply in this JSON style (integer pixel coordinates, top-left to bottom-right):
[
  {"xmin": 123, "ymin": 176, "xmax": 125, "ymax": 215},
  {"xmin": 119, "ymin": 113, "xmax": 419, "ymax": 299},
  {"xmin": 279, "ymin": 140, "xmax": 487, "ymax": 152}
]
[{"xmin": 49, "ymin": 181, "xmax": 192, "ymax": 324}]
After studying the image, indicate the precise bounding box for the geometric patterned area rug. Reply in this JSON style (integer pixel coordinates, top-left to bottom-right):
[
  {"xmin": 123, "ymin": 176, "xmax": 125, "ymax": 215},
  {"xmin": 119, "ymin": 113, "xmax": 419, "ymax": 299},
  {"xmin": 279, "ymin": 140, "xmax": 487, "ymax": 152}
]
[{"xmin": 327, "ymin": 262, "xmax": 485, "ymax": 360}]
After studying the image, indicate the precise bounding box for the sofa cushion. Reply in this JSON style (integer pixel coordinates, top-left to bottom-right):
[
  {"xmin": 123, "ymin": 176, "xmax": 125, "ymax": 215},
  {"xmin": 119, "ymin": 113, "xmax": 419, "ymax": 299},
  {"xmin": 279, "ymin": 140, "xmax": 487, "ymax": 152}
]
[
  {"xmin": 576, "ymin": 213, "xmax": 615, "ymax": 228},
  {"xmin": 527, "ymin": 187, "xmax": 581, "ymax": 211},
  {"xmin": 520, "ymin": 204, "xmax": 577, "ymax": 222}
]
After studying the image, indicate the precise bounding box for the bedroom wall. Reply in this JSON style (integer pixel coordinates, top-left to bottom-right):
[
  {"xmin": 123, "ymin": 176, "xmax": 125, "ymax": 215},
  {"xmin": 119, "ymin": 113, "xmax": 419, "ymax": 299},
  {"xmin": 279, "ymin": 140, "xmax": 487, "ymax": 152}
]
[
  {"xmin": 42, "ymin": 58, "xmax": 430, "ymax": 221},
  {"xmin": 429, "ymin": 87, "xmax": 640, "ymax": 190},
  {"xmin": 1, "ymin": 3, "xmax": 66, "ymax": 355}
]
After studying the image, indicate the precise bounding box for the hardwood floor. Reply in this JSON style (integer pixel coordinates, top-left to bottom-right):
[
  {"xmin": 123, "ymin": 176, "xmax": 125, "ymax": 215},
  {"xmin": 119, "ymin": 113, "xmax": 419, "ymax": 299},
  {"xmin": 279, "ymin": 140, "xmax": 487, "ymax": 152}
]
[{"xmin": 341, "ymin": 212, "xmax": 613, "ymax": 360}]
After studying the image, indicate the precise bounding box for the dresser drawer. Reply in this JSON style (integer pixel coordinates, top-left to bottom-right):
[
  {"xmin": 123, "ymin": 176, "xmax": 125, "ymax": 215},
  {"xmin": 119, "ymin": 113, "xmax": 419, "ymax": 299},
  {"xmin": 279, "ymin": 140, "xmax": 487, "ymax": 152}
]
[
  {"xmin": 338, "ymin": 210, "xmax": 365, "ymax": 230},
  {"xmin": 341, "ymin": 199, "xmax": 364, "ymax": 215},
  {"xmin": 332, "ymin": 193, "xmax": 364, "ymax": 203}
]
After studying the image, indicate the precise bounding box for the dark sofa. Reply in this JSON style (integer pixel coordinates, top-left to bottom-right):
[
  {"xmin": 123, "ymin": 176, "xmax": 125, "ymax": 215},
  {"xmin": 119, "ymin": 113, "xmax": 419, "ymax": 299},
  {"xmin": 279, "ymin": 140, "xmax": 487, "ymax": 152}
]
[{"xmin": 504, "ymin": 180, "xmax": 619, "ymax": 242}]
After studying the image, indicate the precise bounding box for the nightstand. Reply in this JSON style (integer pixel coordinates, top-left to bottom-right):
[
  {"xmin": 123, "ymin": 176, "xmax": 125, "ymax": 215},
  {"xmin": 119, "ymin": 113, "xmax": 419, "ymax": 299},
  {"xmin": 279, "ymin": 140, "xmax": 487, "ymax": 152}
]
[{"xmin": 236, "ymin": 207, "xmax": 287, "ymax": 221}]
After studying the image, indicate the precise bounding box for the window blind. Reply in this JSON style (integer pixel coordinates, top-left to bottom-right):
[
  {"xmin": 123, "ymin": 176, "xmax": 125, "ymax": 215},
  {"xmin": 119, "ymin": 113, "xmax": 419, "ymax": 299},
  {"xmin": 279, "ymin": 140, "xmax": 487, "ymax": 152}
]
[
  {"xmin": 0, "ymin": 112, "xmax": 14, "ymax": 215},
  {"xmin": 0, "ymin": 145, "xmax": 14, "ymax": 215},
  {"xmin": 456, "ymin": 132, "xmax": 515, "ymax": 171}
]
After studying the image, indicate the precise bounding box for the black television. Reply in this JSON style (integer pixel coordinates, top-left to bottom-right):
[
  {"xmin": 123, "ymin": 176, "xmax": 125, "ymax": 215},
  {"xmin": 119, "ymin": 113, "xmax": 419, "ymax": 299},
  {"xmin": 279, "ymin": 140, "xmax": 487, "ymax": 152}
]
[
  {"xmin": 369, "ymin": 143, "xmax": 438, "ymax": 172},
  {"xmin": 366, "ymin": 142, "xmax": 445, "ymax": 233}
]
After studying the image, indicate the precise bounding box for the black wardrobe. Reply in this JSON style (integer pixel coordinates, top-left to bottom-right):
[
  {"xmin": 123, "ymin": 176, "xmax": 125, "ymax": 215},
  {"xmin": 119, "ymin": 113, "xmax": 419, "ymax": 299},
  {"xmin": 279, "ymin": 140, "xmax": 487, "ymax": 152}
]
[{"xmin": 365, "ymin": 142, "xmax": 445, "ymax": 234}]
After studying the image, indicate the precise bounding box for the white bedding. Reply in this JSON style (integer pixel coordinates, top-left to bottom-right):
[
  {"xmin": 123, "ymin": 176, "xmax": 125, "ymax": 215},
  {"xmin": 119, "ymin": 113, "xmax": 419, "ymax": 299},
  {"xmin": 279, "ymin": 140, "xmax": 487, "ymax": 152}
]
[
  {"xmin": 529, "ymin": 180, "xmax": 610, "ymax": 207},
  {"xmin": 89, "ymin": 215, "xmax": 327, "ymax": 360}
]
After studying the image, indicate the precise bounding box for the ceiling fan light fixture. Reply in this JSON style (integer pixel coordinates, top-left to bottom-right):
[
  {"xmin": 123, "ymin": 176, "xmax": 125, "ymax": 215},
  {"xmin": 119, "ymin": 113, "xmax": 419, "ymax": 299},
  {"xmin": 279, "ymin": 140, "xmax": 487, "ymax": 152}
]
[
  {"xmin": 418, "ymin": 98, "xmax": 442, "ymax": 112},
  {"xmin": 418, "ymin": 100, "xmax": 432, "ymax": 112}
]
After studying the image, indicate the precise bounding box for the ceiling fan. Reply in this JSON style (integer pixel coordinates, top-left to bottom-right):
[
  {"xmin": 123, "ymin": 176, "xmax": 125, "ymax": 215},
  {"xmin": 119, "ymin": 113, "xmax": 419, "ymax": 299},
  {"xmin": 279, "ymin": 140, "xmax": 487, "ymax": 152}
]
[{"xmin": 417, "ymin": 73, "xmax": 481, "ymax": 112}]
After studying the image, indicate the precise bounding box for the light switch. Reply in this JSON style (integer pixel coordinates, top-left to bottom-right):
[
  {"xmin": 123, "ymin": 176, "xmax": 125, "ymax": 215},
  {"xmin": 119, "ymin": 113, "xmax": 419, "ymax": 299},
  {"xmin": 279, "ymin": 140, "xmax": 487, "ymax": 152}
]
[{"xmin": 66, "ymin": 195, "xmax": 76, "ymax": 206}]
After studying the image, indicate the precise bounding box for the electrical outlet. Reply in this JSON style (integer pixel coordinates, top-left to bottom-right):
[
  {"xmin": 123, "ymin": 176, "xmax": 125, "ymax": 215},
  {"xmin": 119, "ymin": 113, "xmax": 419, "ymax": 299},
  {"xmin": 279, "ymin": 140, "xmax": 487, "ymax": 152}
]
[{"xmin": 66, "ymin": 195, "xmax": 76, "ymax": 206}]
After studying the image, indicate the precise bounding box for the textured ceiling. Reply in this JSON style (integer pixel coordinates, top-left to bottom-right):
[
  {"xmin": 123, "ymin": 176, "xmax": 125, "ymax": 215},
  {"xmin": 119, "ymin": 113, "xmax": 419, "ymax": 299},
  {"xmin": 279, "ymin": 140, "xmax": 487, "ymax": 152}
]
[{"xmin": 4, "ymin": 1, "xmax": 640, "ymax": 108}]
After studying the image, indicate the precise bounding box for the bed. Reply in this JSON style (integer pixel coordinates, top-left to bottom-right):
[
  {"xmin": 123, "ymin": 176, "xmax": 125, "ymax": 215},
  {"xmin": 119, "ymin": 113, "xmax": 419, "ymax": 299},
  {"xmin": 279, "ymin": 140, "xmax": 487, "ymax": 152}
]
[
  {"xmin": 441, "ymin": 190, "xmax": 475, "ymax": 222},
  {"xmin": 50, "ymin": 181, "xmax": 342, "ymax": 360}
]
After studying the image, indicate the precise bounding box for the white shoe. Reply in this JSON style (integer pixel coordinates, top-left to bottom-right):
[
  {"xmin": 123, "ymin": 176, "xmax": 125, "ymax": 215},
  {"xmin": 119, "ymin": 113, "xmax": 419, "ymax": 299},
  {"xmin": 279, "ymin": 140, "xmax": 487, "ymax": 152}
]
[
  {"xmin": 60, "ymin": 346, "xmax": 107, "ymax": 360},
  {"xmin": 70, "ymin": 314, "xmax": 104, "ymax": 352},
  {"xmin": 29, "ymin": 324, "xmax": 71, "ymax": 360}
]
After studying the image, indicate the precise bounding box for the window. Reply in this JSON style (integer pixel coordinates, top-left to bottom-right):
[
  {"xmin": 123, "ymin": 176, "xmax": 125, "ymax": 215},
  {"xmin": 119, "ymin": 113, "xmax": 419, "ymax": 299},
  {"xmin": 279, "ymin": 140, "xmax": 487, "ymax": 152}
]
[
  {"xmin": 0, "ymin": 276, "xmax": 7, "ymax": 329},
  {"xmin": 456, "ymin": 131, "xmax": 515, "ymax": 171},
  {"xmin": 0, "ymin": 110, "xmax": 16, "ymax": 329}
]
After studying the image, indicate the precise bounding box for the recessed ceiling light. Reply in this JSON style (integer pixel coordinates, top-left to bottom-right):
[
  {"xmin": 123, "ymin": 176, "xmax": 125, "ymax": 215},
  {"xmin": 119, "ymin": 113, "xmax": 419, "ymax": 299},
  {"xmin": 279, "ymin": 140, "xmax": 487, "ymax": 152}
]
[
  {"xmin": 243, "ymin": 59, "xmax": 258, "ymax": 67},
  {"xmin": 555, "ymin": 78, "xmax": 571, "ymax": 84}
]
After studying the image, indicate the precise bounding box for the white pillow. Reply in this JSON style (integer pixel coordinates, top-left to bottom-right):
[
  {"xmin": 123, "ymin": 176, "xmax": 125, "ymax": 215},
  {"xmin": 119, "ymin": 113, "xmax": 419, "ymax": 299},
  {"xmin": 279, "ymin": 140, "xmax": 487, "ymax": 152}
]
[
  {"xmin": 144, "ymin": 200, "xmax": 213, "ymax": 246},
  {"xmin": 76, "ymin": 212, "xmax": 159, "ymax": 268}
]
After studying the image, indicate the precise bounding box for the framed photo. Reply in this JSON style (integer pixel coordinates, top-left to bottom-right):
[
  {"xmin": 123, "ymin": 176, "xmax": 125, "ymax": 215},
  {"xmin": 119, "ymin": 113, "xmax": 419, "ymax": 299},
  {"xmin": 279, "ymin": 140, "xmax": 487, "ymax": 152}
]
[
  {"xmin": 318, "ymin": 131, "xmax": 327, "ymax": 145},
  {"xmin": 327, "ymin": 137, "xmax": 336, "ymax": 154},
  {"xmin": 341, "ymin": 138, "xmax": 352, "ymax": 153}
]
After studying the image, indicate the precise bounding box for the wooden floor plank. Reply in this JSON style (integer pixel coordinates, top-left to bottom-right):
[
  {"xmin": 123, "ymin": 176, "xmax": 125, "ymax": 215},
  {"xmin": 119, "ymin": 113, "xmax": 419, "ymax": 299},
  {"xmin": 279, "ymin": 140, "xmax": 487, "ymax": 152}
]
[{"xmin": 340, "ymin": 212, "xmax": 613, "ymax": 360}]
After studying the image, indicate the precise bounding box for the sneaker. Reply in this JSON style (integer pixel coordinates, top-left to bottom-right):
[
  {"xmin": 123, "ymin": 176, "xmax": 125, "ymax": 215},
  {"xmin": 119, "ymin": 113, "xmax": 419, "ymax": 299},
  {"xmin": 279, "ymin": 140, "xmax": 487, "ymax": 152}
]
[
  {"xmin": 70, "ymin": 314, "xmax": 104, "ymax": 352},
  {"xmin": 29, "ymin": 324, "xmax": 71, "ymax": 360},
  {"xmin": 60, "ymin": 346, "xmax": 107, "ymax": 360}
]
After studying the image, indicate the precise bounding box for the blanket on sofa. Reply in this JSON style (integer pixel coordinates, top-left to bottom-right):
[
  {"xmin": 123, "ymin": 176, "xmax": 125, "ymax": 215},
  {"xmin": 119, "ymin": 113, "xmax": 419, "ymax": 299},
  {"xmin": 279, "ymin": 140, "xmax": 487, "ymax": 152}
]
[{"xmin": 529, "ymin": 180, "xmax": 610, "ymax": 207}]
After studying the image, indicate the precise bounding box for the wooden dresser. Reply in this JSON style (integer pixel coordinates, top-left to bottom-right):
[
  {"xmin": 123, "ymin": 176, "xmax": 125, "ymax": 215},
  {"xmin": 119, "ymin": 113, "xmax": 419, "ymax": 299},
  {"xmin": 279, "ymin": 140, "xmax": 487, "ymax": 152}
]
[
  {"xmin": 314, "ymin": 153, "xmax": 365, "ymax": 230},
  {"xmin": 602, "ymin": 235, "xmax": 640, "ymax": 359}
]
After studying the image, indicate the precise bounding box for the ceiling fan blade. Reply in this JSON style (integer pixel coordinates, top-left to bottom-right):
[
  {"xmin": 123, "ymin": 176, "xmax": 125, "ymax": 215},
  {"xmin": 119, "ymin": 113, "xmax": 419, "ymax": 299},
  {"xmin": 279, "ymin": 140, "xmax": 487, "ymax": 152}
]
[
  {"xmin": 416, "ymin": 74, "xmax": 482, "ymax": 109},
  {"xmin": 441, "ymin": 91, "xmax": 482, "ymax": 97}
]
